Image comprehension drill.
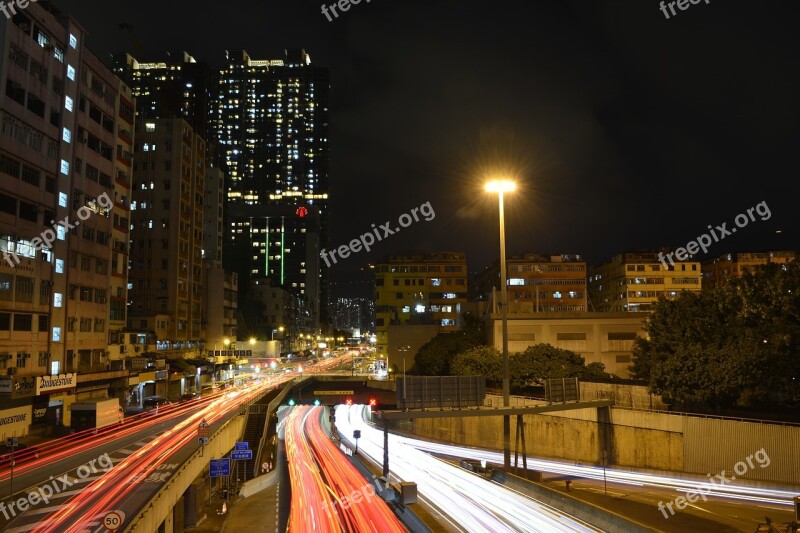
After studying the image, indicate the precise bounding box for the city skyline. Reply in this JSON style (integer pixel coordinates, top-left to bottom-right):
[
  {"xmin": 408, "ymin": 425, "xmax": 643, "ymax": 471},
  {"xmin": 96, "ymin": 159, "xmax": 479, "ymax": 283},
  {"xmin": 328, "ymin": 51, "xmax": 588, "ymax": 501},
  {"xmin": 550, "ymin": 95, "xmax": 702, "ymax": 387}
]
[
  {"xmin": 0, "ymin": 3, "xmax": 798, "ymax": 532},
  {"xmin": 55, "ymin": 0, "xmax": 800, "ymax": 278}
]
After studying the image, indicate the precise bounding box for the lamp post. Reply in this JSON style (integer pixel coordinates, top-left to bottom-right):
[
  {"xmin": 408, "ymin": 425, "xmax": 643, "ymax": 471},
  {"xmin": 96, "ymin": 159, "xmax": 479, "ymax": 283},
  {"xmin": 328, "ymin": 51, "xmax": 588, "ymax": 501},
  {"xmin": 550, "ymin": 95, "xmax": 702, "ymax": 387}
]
[
  {"xmin": 398, "ymin": 345, "xmax": 411, "ymax": 409},
  {"xmin": 486, "ymin": 178, "xmax": 516, "ymax": 469}
]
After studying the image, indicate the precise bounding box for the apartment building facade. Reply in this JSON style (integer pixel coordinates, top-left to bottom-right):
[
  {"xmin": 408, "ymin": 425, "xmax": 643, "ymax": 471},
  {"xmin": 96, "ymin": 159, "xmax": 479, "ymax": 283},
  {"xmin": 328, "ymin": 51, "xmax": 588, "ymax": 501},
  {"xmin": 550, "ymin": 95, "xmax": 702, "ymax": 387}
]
[
  {"xmin": 589, "ymin": 251, "xmax": 702, "ymax": 312},
  {"xmin": 703, "ymin": 251, "xmax": 798, "ymax": 289},
  {"xmin": 374, "ymin": 252, "xmax": 468, "ymax": 357},
  {"xmin": 472, "ymin": 254, "xmax": 588, "ymax": 312},
  {"xmin": 0, "ymin": 3, "xmax": 134, "ymax": 432},
  {"xmin": 128, "ymin": 117, "xmax": 205, "ymax": 348}
]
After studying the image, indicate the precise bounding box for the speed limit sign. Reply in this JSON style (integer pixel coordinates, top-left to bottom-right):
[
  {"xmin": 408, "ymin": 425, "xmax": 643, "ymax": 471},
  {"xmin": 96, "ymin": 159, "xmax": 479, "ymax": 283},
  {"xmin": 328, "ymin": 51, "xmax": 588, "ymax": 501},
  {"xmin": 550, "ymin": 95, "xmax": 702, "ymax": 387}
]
[{"xmin": 103, "ymin": 510, "xmax": 124, "ymax": 531}]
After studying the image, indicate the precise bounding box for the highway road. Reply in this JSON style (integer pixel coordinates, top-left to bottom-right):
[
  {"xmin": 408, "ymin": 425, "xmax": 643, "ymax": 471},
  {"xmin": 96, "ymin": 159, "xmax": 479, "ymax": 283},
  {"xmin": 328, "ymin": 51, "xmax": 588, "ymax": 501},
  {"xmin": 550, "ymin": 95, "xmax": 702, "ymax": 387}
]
[
  {"xmin": 335, "ymin": 405, "xmax": 602, "ymax": 533},
  {"xmin": 285, "ymin": 405, "xmax": 405, "ymax": 533},
  {"xmin": 0, "ymin": 353, "xmax": 354, "ymax": 533}
]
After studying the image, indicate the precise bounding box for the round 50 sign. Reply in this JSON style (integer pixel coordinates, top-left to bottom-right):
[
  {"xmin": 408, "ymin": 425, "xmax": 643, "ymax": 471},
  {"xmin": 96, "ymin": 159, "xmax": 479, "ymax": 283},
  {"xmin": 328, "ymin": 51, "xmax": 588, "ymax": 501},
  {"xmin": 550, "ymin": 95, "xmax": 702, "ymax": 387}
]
[{"xmin": 103, "ymin": 510, "xmax": 125, "ymax": 531}]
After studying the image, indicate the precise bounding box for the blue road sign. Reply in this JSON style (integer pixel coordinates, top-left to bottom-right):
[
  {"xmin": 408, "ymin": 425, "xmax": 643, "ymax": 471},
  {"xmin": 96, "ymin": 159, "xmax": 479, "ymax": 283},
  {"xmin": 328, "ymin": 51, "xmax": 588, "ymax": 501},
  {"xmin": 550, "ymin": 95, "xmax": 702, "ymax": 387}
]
[
  {"xmin": 231, "ymin": 450, "xmax": 253, "ymax": 461},
  {"xmin": 234, "ymin": 442, "xmax": 249, "ymax": 451},
  {"xmin": 210, "ymin": 458, "xmax": 230, "ymax": 477}
]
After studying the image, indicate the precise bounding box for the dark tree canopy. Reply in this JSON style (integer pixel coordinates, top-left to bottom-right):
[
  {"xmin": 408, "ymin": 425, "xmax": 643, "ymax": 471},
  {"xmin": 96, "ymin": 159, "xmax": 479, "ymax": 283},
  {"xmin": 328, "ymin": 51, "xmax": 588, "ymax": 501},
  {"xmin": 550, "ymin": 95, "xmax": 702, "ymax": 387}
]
[{"xmin": 632, "ymin": 263, "xmax": 800, "ymax": 409}]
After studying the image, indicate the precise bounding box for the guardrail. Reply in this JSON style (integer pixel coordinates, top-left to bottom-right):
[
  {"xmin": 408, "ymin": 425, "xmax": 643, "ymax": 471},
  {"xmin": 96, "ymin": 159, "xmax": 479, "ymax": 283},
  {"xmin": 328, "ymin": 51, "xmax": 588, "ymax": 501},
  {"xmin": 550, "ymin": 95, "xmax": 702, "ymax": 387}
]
[{"xmin": 252, "ymin": 381, "xmax": 295, "ymax": 477}]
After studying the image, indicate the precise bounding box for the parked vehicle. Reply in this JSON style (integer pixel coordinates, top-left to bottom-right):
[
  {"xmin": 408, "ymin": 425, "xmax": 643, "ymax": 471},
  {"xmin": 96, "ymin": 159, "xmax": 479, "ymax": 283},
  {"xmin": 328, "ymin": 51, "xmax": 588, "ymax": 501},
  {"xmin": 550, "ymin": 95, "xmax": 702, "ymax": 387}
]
[
  {"xmin": 142, "ymin": 396, "xmax": 171, "ymax": 412},
  {"xmin": 71, "ymin": 398, "xmax": 124, "ymax": 432},
  {"xmin": 0, "ymin": 444, "xmax": 40, "ymax": 467}
]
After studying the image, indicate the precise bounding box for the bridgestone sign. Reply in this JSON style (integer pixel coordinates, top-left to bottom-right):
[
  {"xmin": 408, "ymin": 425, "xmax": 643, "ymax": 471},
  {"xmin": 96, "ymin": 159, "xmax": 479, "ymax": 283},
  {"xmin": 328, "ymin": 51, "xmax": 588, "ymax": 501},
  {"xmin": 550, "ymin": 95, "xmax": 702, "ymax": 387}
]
[
  {"xmin": 0, "ymin": 406, "xmax": 31, "ymax": 435},
  {"xmin": 37, "ymin": 374, "xmax": 76, "ymax": 395},
  {"xmin": 0, "ymin": 413, "xmax": 27, "ymax": 426}
]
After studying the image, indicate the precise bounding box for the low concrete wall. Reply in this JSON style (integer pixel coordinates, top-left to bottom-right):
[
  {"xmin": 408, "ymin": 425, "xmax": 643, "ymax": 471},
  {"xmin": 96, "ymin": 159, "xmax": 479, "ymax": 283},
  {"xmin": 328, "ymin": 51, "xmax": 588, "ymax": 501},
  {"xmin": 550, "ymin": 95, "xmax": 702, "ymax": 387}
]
[
  {"xmin": 238, "ymin": 470, "xmax": 279, "ymax": 498},
  {"xmin": 580, "ymin": 381, "xmax": 668, "ymax": 410},
  {"xmin": 497, "ymin": 471, "xmax": 656, "ymax": 533},
  {"xmin": 408, "ymin": 406, "xmax": 800, "ymax": 485}
]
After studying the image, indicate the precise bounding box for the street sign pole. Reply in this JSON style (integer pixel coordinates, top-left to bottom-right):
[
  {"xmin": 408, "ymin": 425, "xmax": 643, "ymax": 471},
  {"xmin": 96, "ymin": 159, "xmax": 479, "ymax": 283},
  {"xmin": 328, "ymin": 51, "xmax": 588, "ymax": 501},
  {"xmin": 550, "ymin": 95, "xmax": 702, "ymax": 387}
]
[{"xmin": 6, "ymin": 437, "xmax": 18, "ymax": 497}]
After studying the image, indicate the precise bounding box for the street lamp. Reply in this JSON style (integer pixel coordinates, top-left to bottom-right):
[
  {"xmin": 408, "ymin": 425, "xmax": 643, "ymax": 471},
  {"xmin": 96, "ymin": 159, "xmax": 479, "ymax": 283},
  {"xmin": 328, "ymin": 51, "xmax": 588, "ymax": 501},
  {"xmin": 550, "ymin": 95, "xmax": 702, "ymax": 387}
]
[
  {"xmin": 271, "ymin": 326, "xmax": 285, "ymax": 341},
  {"xmin": 485, "ymin": 178, "xmax": 516, "ymax": 468}
]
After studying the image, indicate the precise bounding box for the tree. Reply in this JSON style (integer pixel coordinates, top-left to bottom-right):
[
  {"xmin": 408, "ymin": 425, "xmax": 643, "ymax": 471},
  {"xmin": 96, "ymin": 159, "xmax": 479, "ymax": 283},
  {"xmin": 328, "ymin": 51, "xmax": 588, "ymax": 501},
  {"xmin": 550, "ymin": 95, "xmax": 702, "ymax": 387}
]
[
  {"xmin": 412, "ymin": 318, "xmax": 484, "ymax": 375},
  {"xmin": 512, "ymin": 344, "xmax": 609, "ymax": 388},
  {"xmin": 450, "ymin": 346, "xmax": 503, "ymax": 386},
  {"xmin": 632, "ymin": 263, "xmax": 800, "ymax": 409}
]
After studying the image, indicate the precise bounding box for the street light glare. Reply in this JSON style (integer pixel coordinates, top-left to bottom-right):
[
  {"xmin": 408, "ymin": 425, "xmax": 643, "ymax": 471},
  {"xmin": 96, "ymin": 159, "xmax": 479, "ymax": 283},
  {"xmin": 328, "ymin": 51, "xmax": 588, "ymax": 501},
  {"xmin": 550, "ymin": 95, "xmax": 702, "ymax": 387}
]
[{"xmin": 485, "ymin": 179, "xmax": 516, "ymax": 193}]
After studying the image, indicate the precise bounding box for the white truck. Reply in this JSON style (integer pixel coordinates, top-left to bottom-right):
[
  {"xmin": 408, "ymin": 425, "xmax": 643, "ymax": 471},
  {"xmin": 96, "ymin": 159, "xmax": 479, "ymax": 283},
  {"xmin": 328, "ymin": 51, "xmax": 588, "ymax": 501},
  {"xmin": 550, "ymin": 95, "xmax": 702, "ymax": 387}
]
[{"xmin": 70, "ymin": 398, "xmax": 124, "ymax": 432}]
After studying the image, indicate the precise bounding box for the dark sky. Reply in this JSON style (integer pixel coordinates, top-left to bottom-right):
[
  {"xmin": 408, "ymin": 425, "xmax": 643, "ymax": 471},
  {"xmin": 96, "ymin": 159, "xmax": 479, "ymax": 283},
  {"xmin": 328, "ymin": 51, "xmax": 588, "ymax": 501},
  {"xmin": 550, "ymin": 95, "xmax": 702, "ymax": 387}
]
[{"xmin": 55, "ymin": 0, "xmax": 800, "ymax": 295}]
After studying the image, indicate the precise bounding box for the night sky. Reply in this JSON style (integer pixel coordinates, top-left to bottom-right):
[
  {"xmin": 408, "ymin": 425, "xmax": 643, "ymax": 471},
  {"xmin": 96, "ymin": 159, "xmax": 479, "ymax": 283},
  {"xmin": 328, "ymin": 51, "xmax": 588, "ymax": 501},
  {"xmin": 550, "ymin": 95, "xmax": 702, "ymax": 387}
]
[{"xmin": 55, "ymin": 0, "xmax": 800, "ymax": 296}]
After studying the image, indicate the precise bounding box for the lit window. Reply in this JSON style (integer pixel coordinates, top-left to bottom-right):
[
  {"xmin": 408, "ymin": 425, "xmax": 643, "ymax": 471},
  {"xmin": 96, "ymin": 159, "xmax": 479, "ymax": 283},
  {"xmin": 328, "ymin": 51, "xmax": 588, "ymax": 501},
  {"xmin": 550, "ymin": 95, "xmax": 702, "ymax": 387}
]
[
  {"xmin": 509, "ymin": 278, "xmax": 525, "ymax": 286},
  {"xmin": 402, "ymin": 306, "xmax": 410, "ymax": 313},
  {"xmin": 65, "ymin": 96, "xmax": 73, "ymax": 111},
  {"xmin": 145, "ymin": 123, "xmax": 156, "ymax": 132},
  {"xmin": 54, "ymin": 293, "xmax": 63, "ymax": 308},
  {"xmin": 553, "ymin": 291, "xmax": 562, "ymax": 299},
  {"xmin": 415, "ymin": 305, "xmax": 425, "ymax": 313},
  {"xmin": 52, "ymin": 327, "xmax": 61, "ymax": 342},
  {"xmin": 58, "ymin": 192, "xmax": 68, "ymax": 207},
  {"xmin": 60, "ymin": 160, "xmax": 69, "ymax": 175},
  {"xmin": 57, "ymin": 226, "xmax": 66, "ymax": 240},
  {"xmin": 443, "ymin": 293, "xmax": 457, "ymax": 299},
  {"xmin": 143, "ymin": 143, "xmax": 149, "ymax": 152},
  {"xmin": 431, "ymin": 278, "xmax": 441, "ymax": 286},
  {"xmin": 69, "ymin": 33, "xmax": 78, "ymax": 48},
  {"xmin": 62, "ymin": 128, "xmax": 71, "ymax": 143},
  {"xmin": 55, "ymin": 259, "xmax": 64, "ymax": 273},
  {"xmin": 67, "ymin": 65, "xmax": 76, "ymax": 81}
]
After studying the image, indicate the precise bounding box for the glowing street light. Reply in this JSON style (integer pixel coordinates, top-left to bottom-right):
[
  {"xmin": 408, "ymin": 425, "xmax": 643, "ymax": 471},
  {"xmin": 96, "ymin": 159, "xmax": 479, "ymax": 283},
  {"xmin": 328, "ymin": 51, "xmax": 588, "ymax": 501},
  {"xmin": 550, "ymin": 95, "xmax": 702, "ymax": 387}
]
[
  {"xmin": 484, "ymin": 179, "xmax": 516, "ymax": 194},
  {"xmin": 485, "ymin": 177, "xmax": 516, "ymax": 469}
]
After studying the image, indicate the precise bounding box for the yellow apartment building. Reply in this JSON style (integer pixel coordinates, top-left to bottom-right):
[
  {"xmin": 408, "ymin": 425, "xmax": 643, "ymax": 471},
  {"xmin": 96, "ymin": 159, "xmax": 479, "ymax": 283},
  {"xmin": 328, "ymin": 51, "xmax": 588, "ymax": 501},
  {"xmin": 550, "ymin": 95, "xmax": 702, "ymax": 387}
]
[
  {"xmin": 589, "ymin": 251, "xmax": 701, "ymax": 312},
  {"xmin": 374, "ymin": 252, "xmax": 467, "ymax": 358},
  {"xmin": 472, "ymin": 254, "xmax": 587, "ymax": 312}
]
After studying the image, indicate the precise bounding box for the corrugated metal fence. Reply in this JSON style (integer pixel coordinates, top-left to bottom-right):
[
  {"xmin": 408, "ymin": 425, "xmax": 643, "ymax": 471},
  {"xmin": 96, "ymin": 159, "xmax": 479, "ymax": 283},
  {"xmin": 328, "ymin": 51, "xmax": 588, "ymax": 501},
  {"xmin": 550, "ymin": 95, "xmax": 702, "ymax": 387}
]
[{"xmin": 683, "ymin": 416, "xmax": 800, "ymax": 484}]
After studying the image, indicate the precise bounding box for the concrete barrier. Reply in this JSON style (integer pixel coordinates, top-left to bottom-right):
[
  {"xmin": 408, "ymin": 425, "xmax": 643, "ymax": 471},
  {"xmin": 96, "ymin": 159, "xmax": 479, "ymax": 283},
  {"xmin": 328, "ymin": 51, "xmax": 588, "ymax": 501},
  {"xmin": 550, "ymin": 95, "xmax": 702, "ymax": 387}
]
[
  {"xmin": 497, "ymin": 470, "xmax": 657, "ymax": 533},
  {"xmin": 238, "ymin": 470, "xmax": 279, "ymax": 498}
]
